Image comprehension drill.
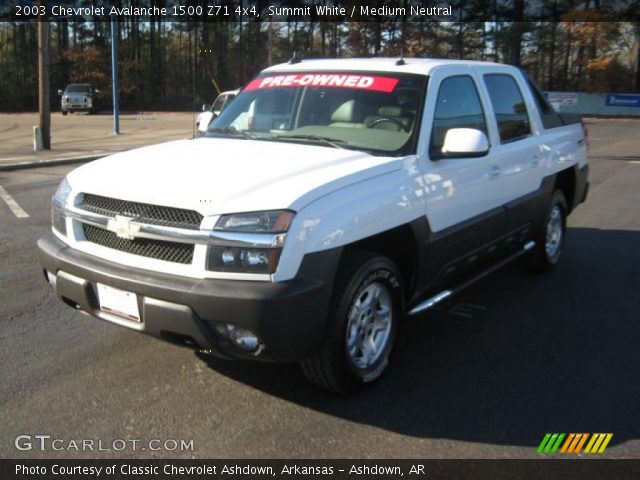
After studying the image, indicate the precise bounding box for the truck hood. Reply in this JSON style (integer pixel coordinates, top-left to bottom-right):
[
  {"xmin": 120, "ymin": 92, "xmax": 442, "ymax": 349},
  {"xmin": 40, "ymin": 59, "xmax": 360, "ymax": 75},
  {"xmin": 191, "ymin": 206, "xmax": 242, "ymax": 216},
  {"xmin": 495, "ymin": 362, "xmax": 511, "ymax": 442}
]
[{"xmin": 67, "ymin": 138, "xmax": 400, "ymax": 216}]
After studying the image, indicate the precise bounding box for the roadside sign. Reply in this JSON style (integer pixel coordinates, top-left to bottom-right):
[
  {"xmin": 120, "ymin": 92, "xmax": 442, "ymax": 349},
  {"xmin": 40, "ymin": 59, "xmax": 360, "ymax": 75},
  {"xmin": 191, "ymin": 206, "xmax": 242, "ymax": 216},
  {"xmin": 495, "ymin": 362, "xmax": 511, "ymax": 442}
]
[
  {"xmin": 544, "ymin": 92, "xmax": 578, "ymax": 106},
  {"xmin": 605, "ymin": 94, "xmax": 640, "ymax": 107}
]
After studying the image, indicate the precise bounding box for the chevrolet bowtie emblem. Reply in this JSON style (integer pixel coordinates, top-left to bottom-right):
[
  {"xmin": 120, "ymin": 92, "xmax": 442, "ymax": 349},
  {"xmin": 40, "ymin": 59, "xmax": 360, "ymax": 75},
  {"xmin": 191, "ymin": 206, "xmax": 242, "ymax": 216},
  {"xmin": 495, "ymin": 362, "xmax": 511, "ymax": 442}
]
[{"xmin": 107, "ymin": 215, "xmax": 140, "ymax": 240}]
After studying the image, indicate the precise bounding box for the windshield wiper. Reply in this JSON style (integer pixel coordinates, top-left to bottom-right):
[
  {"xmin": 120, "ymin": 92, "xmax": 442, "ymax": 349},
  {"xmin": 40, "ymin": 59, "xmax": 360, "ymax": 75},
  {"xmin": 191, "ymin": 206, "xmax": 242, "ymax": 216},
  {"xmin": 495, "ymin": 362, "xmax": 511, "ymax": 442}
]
[
  {"xmin": 208, "ymin": 127, "xmax": 256, "ymax": 140},
  {"xmin": 272, "ymin": 134, "xmax": 345, "ymax": 149}
]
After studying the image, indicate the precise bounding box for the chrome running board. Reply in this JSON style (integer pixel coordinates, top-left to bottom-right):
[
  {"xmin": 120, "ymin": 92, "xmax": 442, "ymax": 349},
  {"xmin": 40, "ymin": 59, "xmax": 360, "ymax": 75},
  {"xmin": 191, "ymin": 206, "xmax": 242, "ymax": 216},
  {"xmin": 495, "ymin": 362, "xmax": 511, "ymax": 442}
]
[
  {"xmin": 408, "ymin": 290, "xmax": 452, "ymax": 315},
  {"xmin": 408, "ymin": 240, "xmax": 536, "ymax": 316}
]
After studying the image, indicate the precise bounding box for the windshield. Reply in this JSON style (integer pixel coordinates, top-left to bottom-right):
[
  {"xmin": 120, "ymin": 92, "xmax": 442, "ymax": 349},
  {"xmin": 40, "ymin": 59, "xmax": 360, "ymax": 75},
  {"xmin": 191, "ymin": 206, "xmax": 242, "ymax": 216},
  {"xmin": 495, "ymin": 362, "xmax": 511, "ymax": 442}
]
[
  {"xmin": 65, "ymin": 84, "xmax": 91, "ymax": 93},
  {"xmin": 206, "ymin": 72, "xmax": 427, "ymax": 156}
]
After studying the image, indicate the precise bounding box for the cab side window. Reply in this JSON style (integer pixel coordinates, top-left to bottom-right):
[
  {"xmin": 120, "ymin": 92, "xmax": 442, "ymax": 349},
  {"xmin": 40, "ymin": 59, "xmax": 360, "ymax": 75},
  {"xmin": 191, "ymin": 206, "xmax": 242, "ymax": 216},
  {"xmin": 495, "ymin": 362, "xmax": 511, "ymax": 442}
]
[
  {"xmin": 430, "ymin": 75, "xmax": 488, "ymax": 159},
  {"xmin": 484, "ymin": 74, "xmax": 532, "ymax": 143},
  {"xmin": 212, "ymin": 95, "xmax": 226, "ymax": 112}
]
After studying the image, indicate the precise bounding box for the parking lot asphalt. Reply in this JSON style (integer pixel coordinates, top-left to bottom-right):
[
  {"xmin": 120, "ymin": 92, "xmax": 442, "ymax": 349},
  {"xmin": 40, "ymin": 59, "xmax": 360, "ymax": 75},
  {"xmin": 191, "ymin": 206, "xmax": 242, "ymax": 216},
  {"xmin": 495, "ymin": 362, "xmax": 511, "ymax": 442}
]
[
  {"xmin": 0, "ymin": 119, "xmax": 638, "ymax": 459},
  {"xmin": 0, "ymin": 112, "xmax": 196, "ymax": 169}
]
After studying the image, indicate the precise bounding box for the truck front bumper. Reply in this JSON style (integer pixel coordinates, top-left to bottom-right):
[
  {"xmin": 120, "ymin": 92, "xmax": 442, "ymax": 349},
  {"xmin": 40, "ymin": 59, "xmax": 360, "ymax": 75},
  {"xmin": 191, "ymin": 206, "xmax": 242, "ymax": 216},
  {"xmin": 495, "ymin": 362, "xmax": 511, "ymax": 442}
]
[
  {"xmin": 62, "ymin": 104, "xmax": 92, "ymax": 112},
  {"xmin": 38, "ymin": 232, "xmax": 340, "ymax": 362}
]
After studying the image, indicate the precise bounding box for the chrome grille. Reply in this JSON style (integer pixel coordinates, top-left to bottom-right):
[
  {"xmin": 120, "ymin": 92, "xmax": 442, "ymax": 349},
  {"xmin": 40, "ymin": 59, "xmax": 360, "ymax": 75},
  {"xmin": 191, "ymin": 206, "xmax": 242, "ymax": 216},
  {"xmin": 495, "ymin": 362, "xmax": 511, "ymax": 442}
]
[
  {"xmin": 81, "ymin": 194, "xmax": 203, "ymax": 230},
  {"xmin": 83, "ymin": 224, "xmax": 194, "ymax": 264}
]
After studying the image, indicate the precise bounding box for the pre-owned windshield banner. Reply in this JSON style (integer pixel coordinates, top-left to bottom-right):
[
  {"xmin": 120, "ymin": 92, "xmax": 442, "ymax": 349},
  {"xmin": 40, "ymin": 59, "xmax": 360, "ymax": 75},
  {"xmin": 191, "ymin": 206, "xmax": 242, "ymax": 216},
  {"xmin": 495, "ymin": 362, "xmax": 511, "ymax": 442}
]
[{"xmin": 244, "ymin": 74, "xmax": 400, "ymax": 92}]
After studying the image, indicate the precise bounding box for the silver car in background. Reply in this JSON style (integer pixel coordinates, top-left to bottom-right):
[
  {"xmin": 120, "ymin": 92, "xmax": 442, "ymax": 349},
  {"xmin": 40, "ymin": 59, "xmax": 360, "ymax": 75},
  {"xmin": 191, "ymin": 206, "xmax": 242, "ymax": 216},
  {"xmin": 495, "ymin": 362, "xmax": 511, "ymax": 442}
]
[{"xmin": 58, "ymin": 84, "xmax": 100, "ymax": 115}]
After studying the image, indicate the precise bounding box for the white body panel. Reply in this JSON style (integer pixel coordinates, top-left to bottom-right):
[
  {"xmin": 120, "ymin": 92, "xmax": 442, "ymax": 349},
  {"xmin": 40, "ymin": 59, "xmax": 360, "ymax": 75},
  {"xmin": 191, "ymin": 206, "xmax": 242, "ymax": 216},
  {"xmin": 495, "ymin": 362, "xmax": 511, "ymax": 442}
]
[
  {"xmin": 275, "ymin": 156, "xmax": 424, "ymax": 281},
  {"xmin": 67, "ymin": 138, "xmax": 396, "ymax": 216}
]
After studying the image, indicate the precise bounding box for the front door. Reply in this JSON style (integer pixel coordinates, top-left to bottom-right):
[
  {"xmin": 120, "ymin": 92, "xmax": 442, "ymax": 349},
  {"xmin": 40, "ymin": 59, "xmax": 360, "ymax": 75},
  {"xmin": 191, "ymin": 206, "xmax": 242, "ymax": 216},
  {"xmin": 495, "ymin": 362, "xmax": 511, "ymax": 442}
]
[{"xmin": 418, "ymin": 68, "xmax": 505, "ymax": 272}]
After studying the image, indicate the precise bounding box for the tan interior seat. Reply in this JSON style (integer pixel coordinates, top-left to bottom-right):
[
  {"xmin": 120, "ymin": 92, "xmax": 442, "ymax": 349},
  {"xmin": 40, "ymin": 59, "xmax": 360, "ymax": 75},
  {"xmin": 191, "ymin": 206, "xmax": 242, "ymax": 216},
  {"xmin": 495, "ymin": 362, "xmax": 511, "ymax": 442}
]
[
  {"xmin": 329, "ymin": 100, "xmax": 366, "ymax": 128},
  {"xmin": 364, "ymin": 106, "xmax": 413, "ymax": 131}
]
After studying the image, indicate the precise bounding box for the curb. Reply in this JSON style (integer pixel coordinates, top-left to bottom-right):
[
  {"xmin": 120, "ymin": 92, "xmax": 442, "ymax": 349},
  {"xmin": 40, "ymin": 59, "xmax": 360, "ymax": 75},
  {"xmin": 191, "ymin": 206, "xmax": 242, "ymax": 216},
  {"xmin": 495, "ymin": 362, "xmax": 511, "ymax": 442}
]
[{"xmin": 0, "ymin": 154, "xmax": 106, "ymax": 172}]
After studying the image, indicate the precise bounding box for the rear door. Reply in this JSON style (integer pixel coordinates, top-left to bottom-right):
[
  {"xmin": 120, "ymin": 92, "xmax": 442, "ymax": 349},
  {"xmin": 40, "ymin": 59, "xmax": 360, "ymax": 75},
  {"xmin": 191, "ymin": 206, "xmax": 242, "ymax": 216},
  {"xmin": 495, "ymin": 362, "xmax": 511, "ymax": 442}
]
[{"xmin": 478, "ymin": 69, "xmax": 546, "ymax": 232}]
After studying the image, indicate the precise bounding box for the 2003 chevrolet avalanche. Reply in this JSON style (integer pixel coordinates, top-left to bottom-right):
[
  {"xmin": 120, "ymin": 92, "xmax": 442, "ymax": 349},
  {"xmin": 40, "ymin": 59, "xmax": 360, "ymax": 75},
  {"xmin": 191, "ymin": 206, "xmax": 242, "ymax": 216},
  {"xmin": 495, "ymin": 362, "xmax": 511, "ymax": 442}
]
[{"xmin": 39, "ymin": 58, "xmax": 588, "ymax": 392}]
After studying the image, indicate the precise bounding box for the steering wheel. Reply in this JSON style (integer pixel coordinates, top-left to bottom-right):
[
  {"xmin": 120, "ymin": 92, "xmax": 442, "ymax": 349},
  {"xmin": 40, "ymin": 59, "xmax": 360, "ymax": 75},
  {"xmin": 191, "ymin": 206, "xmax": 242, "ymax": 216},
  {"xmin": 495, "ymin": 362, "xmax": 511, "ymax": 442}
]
[{"xmin": 369, "ymin": 117, "xmax": 406, "ymax": 131}]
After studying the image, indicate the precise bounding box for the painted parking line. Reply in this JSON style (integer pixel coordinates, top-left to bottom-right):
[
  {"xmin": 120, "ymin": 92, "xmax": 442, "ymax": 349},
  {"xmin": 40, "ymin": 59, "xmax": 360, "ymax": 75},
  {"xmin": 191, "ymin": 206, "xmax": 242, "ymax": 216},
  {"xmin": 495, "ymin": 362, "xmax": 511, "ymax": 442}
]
[
  {"xmin": 0, "ymin": 185, "xmax": 29, "ymax": 218},
  {"xmin": 630, "ymin": 161, "xmax": 640, "ymax": 165}
]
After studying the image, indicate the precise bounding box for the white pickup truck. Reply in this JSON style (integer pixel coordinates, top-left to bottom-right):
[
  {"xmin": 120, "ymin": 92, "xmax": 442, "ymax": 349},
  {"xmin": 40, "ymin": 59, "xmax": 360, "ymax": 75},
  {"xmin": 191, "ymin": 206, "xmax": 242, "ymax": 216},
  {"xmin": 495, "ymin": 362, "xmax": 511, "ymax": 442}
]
[{"xmin": 39, "ymin": 58, "xmax": 588, "ymax": 393}]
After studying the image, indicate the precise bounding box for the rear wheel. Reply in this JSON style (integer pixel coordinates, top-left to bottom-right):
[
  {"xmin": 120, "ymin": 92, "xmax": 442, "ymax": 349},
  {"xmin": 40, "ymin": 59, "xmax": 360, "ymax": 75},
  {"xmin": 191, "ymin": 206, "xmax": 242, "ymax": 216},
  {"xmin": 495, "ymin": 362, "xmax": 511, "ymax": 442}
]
[
  {"xmin": 300, "ymin": 251, "xmax": 403, "ymax": 393},
  {"xmin": 525, "ymin": 190, "xmax": 567, "ymax": 272},
  {"xmin": 61, "ymin": 110, "xmax": 68, "ymax": 116}
]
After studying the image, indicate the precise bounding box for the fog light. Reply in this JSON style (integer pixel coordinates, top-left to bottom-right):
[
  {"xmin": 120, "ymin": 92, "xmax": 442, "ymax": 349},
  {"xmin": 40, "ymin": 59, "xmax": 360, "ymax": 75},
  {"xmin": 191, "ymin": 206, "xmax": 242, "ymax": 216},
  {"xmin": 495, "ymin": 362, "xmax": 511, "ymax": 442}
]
[
  {"xmin": 215, "ymin": 323, "xmax": 234, "ymax": 338},
  {"xmin": 230, "ymin": 329, "xmax": 260, "ymax": 352},
  {"xmin": 214, "ymin": 323, "xmax": 262, "ymax": 353}
]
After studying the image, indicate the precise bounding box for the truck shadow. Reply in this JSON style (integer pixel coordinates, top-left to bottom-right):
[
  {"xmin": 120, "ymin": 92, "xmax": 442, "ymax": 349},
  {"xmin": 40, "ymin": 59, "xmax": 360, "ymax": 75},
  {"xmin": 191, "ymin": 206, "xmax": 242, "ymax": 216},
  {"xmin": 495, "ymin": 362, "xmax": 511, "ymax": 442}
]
[{"xmin": 197, "ymin": 227, "xmax": 640, "ymax": 448}]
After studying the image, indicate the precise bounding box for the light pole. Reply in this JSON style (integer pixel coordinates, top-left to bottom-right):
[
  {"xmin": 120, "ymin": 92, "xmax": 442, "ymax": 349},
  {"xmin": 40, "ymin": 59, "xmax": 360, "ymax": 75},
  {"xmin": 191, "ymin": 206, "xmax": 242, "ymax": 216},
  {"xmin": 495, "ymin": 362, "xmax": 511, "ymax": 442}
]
[{"xmin": 111, "ymin": 18, "xmax": 120, "ymax": 135}]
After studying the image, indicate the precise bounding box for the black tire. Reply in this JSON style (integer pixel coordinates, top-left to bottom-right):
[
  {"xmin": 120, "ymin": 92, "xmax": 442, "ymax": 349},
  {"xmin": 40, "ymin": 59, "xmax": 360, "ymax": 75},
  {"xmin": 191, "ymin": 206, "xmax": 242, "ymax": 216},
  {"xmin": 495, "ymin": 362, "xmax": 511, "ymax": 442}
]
[
  {"xmin": 300, "ymin": 250, "xmax": 404, "ymax": 393},
  {"xmin": 61, "ymin": 110, "xmax": 68, "ymax": 116},
  {"xmin": 525, "ymin": 190, "xmax": 567, "ymax": 272}
]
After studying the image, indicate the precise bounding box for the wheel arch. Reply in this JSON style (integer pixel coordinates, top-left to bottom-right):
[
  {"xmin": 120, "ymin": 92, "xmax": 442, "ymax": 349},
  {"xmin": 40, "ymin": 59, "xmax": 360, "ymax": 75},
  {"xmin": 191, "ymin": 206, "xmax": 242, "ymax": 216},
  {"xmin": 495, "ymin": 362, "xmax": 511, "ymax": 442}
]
[
  {"xmin": 553, "ymin": 166, "xmax": 577, "ymax": 213},
  {"xmin": 341, "ymin": 222, "xmax": 419, "ymax": 299}
]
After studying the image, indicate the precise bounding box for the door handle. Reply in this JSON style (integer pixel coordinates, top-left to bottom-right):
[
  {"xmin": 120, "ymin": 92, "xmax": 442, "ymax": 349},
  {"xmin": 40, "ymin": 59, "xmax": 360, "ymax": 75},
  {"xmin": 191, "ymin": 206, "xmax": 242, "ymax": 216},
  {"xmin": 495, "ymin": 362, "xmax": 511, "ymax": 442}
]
[{"xmin": 489, "ymin": 164, "xmax": 501, "ymax": 180}]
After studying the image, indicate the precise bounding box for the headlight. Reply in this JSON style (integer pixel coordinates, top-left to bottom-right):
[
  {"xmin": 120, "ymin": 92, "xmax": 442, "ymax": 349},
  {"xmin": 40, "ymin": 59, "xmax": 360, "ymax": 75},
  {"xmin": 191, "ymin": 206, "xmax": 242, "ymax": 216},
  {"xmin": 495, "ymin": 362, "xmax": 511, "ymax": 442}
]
[
  {"xmin": 214, "ymin": 210, "xmax": 294, "ymax": 233},
  {"xmin": 207, "ymin": 246, "xmax": 282, "ymax": 274},
  {"xmin": 208, "ymin": 210, "xmax": 294, "ymax": 274},
  {"xmin": 51, "ymin": 178, "xmax": 71, "ymax": 235}
]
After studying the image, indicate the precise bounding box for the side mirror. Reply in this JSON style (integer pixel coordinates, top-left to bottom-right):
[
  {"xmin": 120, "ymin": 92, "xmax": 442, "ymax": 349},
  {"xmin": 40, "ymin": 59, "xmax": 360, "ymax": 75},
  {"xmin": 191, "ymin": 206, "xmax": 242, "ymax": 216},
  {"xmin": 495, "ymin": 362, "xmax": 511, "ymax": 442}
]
[
  {"xmin": 202, "ymin": 104, "xmax": 210, "ymax": 112},
  {"xmin": 57, "ymin": 89, "xmax": 63, "ymax": 96},
  {"xmin": 441, "ymin": 128, "xmax": 489, "ymax": 158},
  {"xmin": 197, "ymin": 111, "xmax": 214, "ymax": 133}
]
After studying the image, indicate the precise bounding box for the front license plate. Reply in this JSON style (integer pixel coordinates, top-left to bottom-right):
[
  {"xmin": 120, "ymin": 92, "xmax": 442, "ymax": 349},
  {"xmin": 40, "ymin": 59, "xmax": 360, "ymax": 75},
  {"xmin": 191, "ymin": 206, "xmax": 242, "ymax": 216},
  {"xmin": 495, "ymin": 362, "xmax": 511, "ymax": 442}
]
[{"xmin": 96, "ymin": 283, "xmax": 141, "ymax": 322}]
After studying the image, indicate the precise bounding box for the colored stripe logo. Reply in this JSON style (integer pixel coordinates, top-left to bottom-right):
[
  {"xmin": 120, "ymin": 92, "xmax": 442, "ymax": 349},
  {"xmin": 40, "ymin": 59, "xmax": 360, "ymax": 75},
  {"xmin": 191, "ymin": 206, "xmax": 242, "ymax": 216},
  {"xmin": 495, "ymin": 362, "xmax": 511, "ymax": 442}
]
[{"xmin": 537, "ymin": 433, "xmax": 613, "ymax": 454}]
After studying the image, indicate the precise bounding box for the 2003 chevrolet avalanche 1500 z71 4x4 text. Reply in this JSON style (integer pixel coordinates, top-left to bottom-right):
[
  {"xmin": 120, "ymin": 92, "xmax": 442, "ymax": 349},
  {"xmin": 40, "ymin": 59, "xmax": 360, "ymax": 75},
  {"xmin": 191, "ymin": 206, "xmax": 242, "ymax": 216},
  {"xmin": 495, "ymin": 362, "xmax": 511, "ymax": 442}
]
[{"xmin": 38, "ymin": 58, "xmax": 588, "ymax": 393}]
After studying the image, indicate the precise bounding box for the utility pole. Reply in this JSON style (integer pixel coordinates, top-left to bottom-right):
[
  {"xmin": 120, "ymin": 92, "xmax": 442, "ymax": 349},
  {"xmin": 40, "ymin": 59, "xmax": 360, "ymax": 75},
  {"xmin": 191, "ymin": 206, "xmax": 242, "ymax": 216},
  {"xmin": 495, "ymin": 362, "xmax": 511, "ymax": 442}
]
[
  {"xmin": 267, "ymin": 20, "xmax": 273, "ymax": 66},
  {"xmin": 111, "ymin": 18, "xmax": 120, "ymax": 135},
  {"xmin": 38, "ymin": 18, "xmax": 51, "ymax": 149}
]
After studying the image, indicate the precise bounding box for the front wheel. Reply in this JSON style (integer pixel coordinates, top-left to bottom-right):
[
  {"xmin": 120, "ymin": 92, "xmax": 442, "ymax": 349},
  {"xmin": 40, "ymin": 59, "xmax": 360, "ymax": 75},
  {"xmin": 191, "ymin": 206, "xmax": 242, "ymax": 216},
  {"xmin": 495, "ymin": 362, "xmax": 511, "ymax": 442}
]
[
  {"xmin": 525, "ymin": 190, "xmax": 567, "ymax": 272},
  {"xmin": 300, "ymin": 251, "xmax": 403, "ymax": 393}
]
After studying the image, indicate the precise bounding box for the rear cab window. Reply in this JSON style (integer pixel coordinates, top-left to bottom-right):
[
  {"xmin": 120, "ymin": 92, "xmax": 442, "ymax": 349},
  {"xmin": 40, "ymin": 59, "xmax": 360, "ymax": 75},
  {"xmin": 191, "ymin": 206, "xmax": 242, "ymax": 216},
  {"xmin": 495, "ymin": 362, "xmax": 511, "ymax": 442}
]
[
  {"xmin": 483, "ymin": 74, "xmax": 532, "ymax": 143},
  {"xmin": 525, "ymin": 76, "xmax": 564, "ymax": 130},
  {"xmin": 207, "ymin": 71, "xmax": 427, "ymax": 156}
]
